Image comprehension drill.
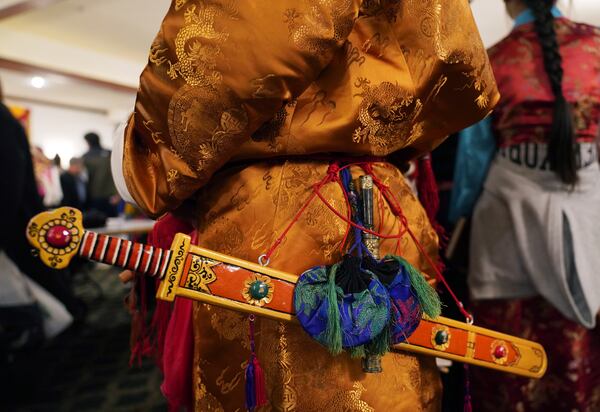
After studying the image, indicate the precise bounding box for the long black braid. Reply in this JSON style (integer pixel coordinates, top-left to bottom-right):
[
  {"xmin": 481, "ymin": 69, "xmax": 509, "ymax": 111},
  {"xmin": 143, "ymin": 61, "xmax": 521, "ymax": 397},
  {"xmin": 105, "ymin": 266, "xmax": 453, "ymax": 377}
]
[{"xmin": 522, "ymin": 0, "xmax": 577, "ymax": 184}]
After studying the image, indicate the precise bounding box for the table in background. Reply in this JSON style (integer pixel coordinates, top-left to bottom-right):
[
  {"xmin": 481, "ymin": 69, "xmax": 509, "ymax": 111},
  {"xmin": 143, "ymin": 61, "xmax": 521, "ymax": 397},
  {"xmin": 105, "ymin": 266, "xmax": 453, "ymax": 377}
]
[{"xmin": 92, "ymin": 217, "xmax": 155, "ymax": 236}]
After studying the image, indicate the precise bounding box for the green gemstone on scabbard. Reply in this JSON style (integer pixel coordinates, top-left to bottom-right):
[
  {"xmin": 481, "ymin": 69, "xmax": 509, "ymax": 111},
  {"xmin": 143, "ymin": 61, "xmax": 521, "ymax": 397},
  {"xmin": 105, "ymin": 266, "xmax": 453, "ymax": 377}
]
[
  {"xmin": 249, "ymin": 281, "xmax": 269, "ymax": 300},
  {"xmin": 435, "ymin": 330, "xmax": 449, "ymax": 345}
]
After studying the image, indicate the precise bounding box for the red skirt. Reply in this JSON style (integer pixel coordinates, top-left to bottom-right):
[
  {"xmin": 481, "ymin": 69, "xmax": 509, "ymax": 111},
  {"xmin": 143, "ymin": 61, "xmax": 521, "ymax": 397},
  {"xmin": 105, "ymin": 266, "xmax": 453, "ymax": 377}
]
[{"xmin": 471, "ymin": 297, "xmax": 600, "ymax": 412}]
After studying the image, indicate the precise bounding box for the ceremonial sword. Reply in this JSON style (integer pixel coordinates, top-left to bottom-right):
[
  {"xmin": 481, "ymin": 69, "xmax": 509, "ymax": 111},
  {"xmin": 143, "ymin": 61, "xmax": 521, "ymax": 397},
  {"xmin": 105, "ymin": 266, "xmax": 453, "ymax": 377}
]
[
  {"xmin": 359, "ymin": 175, "xmax": 383, "ymax": 373},
  {"xmin": 27, "ymin": 207, "xmax": 547, "ymax": 379}
]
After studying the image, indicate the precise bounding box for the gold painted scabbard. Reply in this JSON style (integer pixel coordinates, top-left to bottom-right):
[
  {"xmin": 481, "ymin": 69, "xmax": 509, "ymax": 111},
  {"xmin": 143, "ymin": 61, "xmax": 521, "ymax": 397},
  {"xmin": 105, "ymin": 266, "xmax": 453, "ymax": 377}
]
[
  {"xmin": 27, "ymin": 208, "xmax": 547, "ymax": 379},
  {"xmin": 158, "ymin": 233, "xmax": 547, "ymax": 379}
]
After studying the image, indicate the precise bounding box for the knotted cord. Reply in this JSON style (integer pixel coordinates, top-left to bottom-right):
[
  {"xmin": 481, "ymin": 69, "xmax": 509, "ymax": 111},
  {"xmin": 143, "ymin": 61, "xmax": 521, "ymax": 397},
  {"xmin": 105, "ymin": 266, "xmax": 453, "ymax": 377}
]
[{"xmin": 261, "ymin": 160, "xmax": 473, "ymax": 323}]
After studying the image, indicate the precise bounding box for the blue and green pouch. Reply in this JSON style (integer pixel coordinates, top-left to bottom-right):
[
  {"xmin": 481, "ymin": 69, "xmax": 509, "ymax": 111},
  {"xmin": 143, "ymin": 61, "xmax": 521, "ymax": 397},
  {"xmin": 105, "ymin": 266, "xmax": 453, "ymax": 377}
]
[
  {"xmin": 294, "ymin": 255, "xmax": 391, "ymax": 355},
  {"xmin": 363, "ymin": 255, "xmax": 441, "ymax": 344}
]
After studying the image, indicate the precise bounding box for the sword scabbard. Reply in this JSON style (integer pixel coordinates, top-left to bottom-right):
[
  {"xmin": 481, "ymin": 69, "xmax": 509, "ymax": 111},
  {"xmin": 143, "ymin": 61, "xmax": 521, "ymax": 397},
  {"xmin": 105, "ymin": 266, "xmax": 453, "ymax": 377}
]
[
  {"xmin": 168, "ymin": 244, "xmax": 296, "ymax": 322},
  {"xmin": 156, "ymin": 233, "xmax": 191, "ymax": 302},
  {"xmin": 161, "ymin": 245, "xmax": 547, "ymax": 378},
  {"xmin": 26, "ymin": 207, "xmax": 548, "ymax": 379},
  {"xmin": 396, "ymin": 316, "xmax": 547, "ymax": 378}
]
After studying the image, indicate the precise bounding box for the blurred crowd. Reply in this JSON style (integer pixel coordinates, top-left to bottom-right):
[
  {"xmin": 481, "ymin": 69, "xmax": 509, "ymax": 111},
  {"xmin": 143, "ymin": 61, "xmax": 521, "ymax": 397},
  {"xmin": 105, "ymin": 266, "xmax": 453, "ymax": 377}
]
[{"xmin": 0, "ymin": 81, "xmax": 121, "ymax": 364}]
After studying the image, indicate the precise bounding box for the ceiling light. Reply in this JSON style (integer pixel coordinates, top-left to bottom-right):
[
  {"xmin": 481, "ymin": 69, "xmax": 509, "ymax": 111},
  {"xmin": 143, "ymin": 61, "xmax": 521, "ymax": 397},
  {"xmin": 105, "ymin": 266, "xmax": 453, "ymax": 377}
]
[{"xmin": 31, "ymin": 76, "xmax": 46, "ymax": 89}]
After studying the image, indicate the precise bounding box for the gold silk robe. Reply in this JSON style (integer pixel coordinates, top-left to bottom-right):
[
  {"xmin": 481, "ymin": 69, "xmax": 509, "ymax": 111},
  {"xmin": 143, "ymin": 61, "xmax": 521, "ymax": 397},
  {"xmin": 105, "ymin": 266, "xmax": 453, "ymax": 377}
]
[{"xmin": 120, "ymin": 0, "xmax": 499, "ymax": 410}]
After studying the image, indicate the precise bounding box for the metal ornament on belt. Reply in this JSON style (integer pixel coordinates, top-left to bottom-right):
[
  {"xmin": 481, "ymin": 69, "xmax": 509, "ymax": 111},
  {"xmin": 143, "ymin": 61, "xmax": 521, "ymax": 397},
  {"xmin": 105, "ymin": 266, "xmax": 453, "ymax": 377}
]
[
  {"xmin": 360, "ymin": 175, "xmax": 380, "ymax": 259},
  {"xmin": 359, "ymin": 175, "xmax": 383, "ymax": 374}
]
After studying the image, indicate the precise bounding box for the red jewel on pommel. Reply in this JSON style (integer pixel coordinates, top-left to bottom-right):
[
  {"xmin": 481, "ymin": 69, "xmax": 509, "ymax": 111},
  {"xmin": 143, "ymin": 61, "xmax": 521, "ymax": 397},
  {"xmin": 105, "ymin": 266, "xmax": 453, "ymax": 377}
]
[
  {"xmin": 493, "ymin": 345, "xmax": 507, "ymax": 359},
  {"xmin": 46, "ymin": 225, "xmax": 72, "ymax": 248}
]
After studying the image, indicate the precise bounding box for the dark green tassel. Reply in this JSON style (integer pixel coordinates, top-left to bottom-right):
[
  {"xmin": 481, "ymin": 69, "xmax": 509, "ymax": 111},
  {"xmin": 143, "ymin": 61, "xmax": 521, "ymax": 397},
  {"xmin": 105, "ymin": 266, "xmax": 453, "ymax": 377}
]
[
  {"xmin": 324, "ymin": 263, "xmax": 343, "ymax": 355},
  {"xmin": 400, "ymin": 257, "xmax": 442, "ymax": 319},
  {"xmin": 349, "ymin": 345, "xmax": 366, "ymax": 358},
  {"xmin": 366, "ymin": 323, "xmax": 391, "ymax": 356}
]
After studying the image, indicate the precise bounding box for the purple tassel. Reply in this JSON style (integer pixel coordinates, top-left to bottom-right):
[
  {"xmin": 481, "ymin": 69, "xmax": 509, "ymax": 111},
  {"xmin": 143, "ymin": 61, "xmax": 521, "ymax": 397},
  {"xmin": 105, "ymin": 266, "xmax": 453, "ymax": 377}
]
[
  {"xmin": 463, "ymin": 364, "xmax": 472, "ymax": 412},
  {"xmin": 245, "ymin": 354, "xmax": 257, "ymax": 411},
  {"xmin": 245, "ymin": 315, "xmax": 267, "ymax": 411}
]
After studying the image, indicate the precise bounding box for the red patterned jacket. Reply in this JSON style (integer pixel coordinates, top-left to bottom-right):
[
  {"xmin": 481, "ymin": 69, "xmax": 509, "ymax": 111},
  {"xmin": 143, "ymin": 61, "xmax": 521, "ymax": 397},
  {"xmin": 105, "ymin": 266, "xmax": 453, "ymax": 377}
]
[{"xmin": 489, "ymin": 18, "xmax": 600, "ymax": 147}]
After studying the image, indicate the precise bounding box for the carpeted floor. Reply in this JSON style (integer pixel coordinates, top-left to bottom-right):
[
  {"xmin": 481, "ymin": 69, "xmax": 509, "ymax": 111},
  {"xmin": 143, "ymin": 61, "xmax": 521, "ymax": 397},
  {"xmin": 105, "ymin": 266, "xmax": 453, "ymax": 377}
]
[{"xmin": 2, "ymin": 266, "xmax": 167, "ymax": 412}]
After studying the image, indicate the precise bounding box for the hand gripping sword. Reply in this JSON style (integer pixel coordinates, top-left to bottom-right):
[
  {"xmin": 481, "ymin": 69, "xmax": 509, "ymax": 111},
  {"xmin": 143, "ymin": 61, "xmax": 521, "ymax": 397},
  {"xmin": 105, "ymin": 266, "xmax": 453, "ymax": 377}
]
[{"xmin": 27, "ymin": 207, "xmax": 547, "ymax": 379}]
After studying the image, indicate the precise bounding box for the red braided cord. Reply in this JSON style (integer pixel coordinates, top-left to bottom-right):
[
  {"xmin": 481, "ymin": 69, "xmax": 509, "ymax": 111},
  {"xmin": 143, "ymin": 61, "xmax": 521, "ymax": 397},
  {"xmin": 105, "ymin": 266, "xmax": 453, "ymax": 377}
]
[
  {"xmin": 263, "ymin": 164, "xmax": 343, "ymax": 261},
  {"xmin": 362, "ymin": 163, "xmax": 473, "ymax": 322},
  {"xmin": 336, "ymin": 168, "xmax": 353, "ymax": 253},
  {"xmin": 377, "ymin": 188, "xmax": 385, "ymax": 234},
  {"xmin": 263, "ymin": 190, "xmax": 319, "ymax": 261},
  {"xmin": 262, "ymin": 161, "xmax": 472, "ymax": 322},
  {"xmin": 313, "ymin": 189, "xmax": 407, "ymax": 239},
  {"xmin": 395, "ymin": 225, "xmax": 403, "ymax": 255}
]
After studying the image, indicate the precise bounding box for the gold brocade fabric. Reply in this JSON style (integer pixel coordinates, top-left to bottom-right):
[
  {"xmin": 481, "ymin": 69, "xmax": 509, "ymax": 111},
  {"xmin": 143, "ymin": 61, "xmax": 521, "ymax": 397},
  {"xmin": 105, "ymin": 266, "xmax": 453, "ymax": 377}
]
[
  {"xmin": 122, "ymin": 0, "xmax": 498, "ymax": 217},
  {"xmin": 191, "ymin": 161, "xmax": 442, "ymax": 412},
  {"xmin": 121, "ymin": 0, "xmax": 499, "ymax": 410}
]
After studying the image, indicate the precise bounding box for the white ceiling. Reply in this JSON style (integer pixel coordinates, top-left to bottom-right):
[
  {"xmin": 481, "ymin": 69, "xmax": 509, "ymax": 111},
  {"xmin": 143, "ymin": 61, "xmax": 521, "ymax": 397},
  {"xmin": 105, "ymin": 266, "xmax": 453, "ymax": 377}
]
[
  {"xmin": 0, "ymin": 0, "xmax": 28, "ymax": 8},
  {"xmin": 0, "ymin": 0, "xmax": 170, "ymax": 115},
  {"xmin": 1, "ymin": 68, "xmax": 135, "ymax": 118},
  {"xmin": 0, "ymin": 0, "xmax": 598, "ymax": 116},
  {"xmin": 1, "ymin": 0, "xmax": 170, "ymax": 63}
]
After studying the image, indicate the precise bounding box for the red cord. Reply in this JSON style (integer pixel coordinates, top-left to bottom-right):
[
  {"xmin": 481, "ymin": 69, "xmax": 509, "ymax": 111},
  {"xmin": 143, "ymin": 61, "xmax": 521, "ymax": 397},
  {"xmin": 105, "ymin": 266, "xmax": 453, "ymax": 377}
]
[
  {"xmin": 336, "ymin": 170, "xmax": 353, "ymax": 253},
  {"xmin": 313, "ymin": 189, "xmax": 407, "ymax": 239},
  {"xmin": 262, "ymin": 160, "xmax": 473, "ymax": 323},
  {"xmin": 394, "ymin": 224, "xmax": 403, "ymax": 256},
  {"xmin": 263, "ymin": 190, "xmax": 319, "ymax": 261},
  {"xmin": 362, "ymin": 163, "xmax": 473, "ymax": 322},
  {"xmin": 263, "ymin": 163, "xmax": 347, "ymax": 261}
]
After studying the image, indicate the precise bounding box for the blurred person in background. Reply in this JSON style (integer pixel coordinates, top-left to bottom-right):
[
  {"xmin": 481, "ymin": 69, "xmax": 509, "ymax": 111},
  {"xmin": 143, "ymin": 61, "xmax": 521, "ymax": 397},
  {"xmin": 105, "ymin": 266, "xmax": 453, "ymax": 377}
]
[
  {"xmin": 83, "ymin": 132, "xmax": 119, "ymax": 217},
  {"xmin": 31, "ymin": 146, "xmax": 63, "ymax": 208},
  {"xmin": 451, "ymin": 0, "xmax": 600, "ymax": 410},
  {"xmin": 60, "ymin": 157, "xmax": 87, "ymax": 210},
  {"xmin": 53, "ymin": 154, "xmax": 62, "ymax": 170},
  {"xmin": 0, "ymin": 80, "xmax": 85, "ymax": 326}
]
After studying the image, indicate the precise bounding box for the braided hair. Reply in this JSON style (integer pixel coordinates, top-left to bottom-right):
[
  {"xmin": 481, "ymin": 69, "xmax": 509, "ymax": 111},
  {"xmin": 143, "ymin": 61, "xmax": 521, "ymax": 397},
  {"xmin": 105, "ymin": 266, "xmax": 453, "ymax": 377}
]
[{"xmin": 522, "ymin": 0, "xmax": 577, "ymax": 184}]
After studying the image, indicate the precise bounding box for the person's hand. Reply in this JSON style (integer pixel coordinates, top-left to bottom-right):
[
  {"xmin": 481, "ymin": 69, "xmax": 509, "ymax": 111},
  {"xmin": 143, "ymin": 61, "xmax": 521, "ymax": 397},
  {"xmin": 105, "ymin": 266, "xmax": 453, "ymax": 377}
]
[
  {"xmin": 110, "ymin": 194, "xmax": 122, "ymax": 206},
  {"xmin": 119, "ymin": 269, "xmax": 135, "ymax": 284}
]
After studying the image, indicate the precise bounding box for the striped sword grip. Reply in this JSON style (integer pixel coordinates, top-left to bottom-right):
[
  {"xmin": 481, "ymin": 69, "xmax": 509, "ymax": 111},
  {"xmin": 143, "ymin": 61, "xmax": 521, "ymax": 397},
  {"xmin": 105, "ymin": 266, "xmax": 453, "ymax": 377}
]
[{"xmin": 79, "ymin": 232, "xmax": 171, "ymax": 278}]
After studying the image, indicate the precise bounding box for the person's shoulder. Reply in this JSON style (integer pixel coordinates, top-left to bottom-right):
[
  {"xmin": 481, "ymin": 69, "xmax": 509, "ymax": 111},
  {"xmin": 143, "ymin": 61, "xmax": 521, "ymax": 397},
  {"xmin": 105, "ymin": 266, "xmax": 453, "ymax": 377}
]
[
  {"xmin": 0, "ymin": 102, "xmax": 27, "ymax": 139},
  {"xmin": 558, "ymin": 18, "xmax": 600, "ymax": 42},
  {"xmin": 487, "ymin": 23, "xmax": 545, "ymax": 66},
  {"xmin": 563, "ymin": 19, "xmax": 600, "ymax": 35},
  {"xmin": 487, "ymin": 31, "xmax": 519, "ymax": 61},
  {"xmin": 0, "ymin": 102, "xmax": 16, "ymax": 123},
  {"xmin": 83, "ymin": 148, "xmax": 111, "ymax": 158}
]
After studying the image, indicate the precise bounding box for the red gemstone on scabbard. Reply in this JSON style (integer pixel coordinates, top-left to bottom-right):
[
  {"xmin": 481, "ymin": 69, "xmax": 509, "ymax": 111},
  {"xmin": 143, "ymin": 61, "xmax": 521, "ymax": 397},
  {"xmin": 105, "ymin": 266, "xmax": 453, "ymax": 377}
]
[
  {"xmin": 493, "ymin": 345, "xmax": 507, "ymax": 359},
  {"xmin": 46, "ymin": 225, "xmax": 72, "ymax": 248}
]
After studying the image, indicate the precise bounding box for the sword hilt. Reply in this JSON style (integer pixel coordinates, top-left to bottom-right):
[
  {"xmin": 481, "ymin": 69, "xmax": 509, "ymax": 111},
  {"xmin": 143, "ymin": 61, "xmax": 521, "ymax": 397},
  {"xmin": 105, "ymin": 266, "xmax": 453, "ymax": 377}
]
[
  {"xmin": 78, "ymin": 231, "xmax": 172, "ymax": 277},
  {"xmin": 359, "ymin": 175, "xmax": 379, "ymax": 257},
  {"xmin": 359, "ymin": 175, "xmax": 383, "ymax": 373},
  {"xmin": 26, "ymin": 207, "xmax": 171, "ymax": 278}
]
